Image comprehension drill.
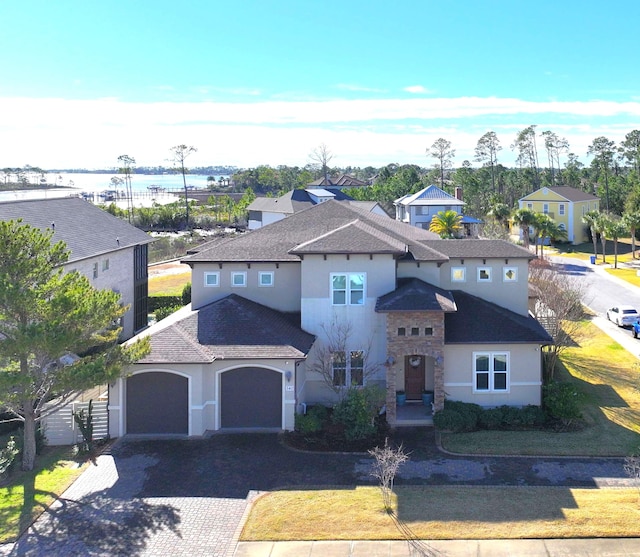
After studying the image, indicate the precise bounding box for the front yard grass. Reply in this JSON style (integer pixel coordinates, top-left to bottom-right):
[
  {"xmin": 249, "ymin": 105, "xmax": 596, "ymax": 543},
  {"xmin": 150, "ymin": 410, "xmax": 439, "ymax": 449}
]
[
  {"xmin": 242, "ymin": 486, "xmax": 640, "ymax": 540},
  {"xmin": 440, "ymin": 318, "xmax": 640, "ymax": 456},
  {"xmin": 0, "ymin": 446, "xmax": 88, "ymax": 543}
]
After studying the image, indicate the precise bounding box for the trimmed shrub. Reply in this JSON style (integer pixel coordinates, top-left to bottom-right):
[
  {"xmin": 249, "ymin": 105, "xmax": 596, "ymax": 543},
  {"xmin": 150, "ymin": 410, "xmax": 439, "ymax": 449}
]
[
  {"xmin": 295, "ymin": 405, "xmax": 329, "ymax": 435},
  {"xmin": 433, "ymin": 408, "xmax": 466, "ymax": 432},
  {"xmin": 181, "ymin": 282, "xmax": 192, "ymax": 305},
  {"xmin": 332, "ymin": 385, "xmax": 385, "ymax": 441},
  {"xmin": 478, "ymin": 407, "xmax": 504, "ymax": 429},
  {"xmin": 154, "ymin": 304, "xmax": 182, "ymax": 321},
  {"xmin": 543, "ymin": 382, "xmax": 583, "ymax": 427}
]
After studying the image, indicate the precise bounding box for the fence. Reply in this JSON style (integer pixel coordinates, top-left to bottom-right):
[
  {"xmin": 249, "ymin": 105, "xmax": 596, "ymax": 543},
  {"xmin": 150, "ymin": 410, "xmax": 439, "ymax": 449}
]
[{"xmin": 42, "ymin": 390, "xmax": 109, "ymax": 446}]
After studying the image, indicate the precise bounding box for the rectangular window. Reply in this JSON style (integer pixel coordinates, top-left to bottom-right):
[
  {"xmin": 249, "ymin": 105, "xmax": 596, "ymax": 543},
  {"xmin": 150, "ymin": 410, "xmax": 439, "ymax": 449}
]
[
  {"xmin": 411, "ymin": 327, "xmax": 420, "ymax": 336},
  {"xmin": 424, "ymin": 327, "xmax": 433, "ymax": 336},
  {"xmin": 331, "ymin": 273, "xmax": 365, "ymax": 305},
  {"xmin": 332, "ymin": 351, "xmax": 347, "ymax": 387},
  {"xmin": 204, "ymin": 272, "xmax": 220, "ymax": 287},
  {"xmin": 477, "ymin": 267, "xmax": 492, "ymax": 282},
  {"xmin": 503, "ymin": 267, "xmax": 518, "ymax": 282},
  {"xmin": 259, "ymin": 271, "xmax": 274, "ymax": 287},
  {"xmin": 559, "ymin": 204, "xmax": 565, "ymax": 216},
  {"xmin": 474, "ymin": 352, "xmax": 509, "ymax": 392},
  {"xmin": 92, "ymin": 262, "xmax": 98, "ymax": 279},
  {"xmin": 350, "ymin": 351, "xmax": 364, "ymax": 386},
  {"xmin": 543, "ymin": 203, "xmax": 549, "ymax": 214},
  {"xmin": 102, "ymin": 259, "xmax": 110, "ymax": 271},
  {"xmin": 397, "ymin": 327, "xmax": 406, "ymax": 336},
  {"xmin": 527, "ymin": 203, "xmax": 533, "ymax": 210},
  {"xmin": 451, "ymin": 267, "xmax": 466, "ymax": 282},
  {"xmin": 231, "ymin": 272, "xmax": 246, "ymax": 287}
]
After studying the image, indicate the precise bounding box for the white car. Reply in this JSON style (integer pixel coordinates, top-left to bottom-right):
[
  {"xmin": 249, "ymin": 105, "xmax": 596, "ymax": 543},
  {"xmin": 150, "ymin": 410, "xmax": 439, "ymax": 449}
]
[{"xmin": 607, "ymin": 305, "xmax": 639, "ymax": 327}]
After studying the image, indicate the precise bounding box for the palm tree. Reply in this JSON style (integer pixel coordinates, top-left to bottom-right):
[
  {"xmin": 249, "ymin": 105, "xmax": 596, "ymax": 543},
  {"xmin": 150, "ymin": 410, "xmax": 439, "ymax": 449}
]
[
  {"xmin": 604, "ymin": 218, "xmax": 628, "ymax": 269},
  {"xmin": 512, "ymin": 208, "xmax": 537, "ymax": 249},
  {"xmin": 582, "ymin": 210, "xmax": 600, "ymax": 261},
  {"xmin": 622, "ymin": 210, "xmax": 640, "ymax": 259},
  {"xmin": 595, "ymin": 213, "xmax": 611, "ymax": 264},
  {"xmin": 535, "ymin": 214, "xmax": 568, "ymax": 258},
  {"xmin": 487, "ymin": 202, "xmax": 511, "ymax": 230},
  {"xmin": 429, "ymin": 210, "xmax": 463, "ymax": 239}
]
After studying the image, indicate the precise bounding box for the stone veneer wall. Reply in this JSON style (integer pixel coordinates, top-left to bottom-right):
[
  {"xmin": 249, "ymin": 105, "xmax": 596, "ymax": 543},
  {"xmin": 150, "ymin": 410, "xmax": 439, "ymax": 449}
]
[{"xmin": 384, "ymin": 311, "xmax": 445, "ymax": 424}]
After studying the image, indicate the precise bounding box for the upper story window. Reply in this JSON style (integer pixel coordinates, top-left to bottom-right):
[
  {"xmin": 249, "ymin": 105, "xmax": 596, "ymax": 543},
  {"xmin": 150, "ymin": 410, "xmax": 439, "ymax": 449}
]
[
  {"xmin": 503, "ymin": 267, "xmax": 518, "ymax": 282},
  {"xmin": 527, "ymin": 203, "xmax": 533, "ymax": 210},
  {"xmin": 397, "ymin": 327, "xmax": 406, "ymax": 336},
  {"xmin": 259, "ymin": 271, "xmax": 274, "ymax": 287},
  {"xmin": 231, "ymin": 272, "xmax": 247, "ymax": 287},
  {"xmin": 331, "ymin": 273, "xmax": 365, "ymax": 305},
  {"xmin": 102, "ymin": 259, "xmax": 110, "ymax": 271},
  {"xmin": 204, "ymin": 272, "xmax": 220, "ymax": 287},
  {"xmin": 543, "ymin": 203, "xmax": 549, "ymax": 214},
  {"xmin": 93, "ymin": 262, "xmax": 98, "ymax": 279},
  {"xmin": 559, "ymin": 204, "xmax": 565, "ymax": 216},
  {"xmin": 477, "ymin": 267, "xmax": 492, "ymax": 282},
  {"xmin": 411, "ymin": 327, "xmax": 420, "ymax": 336},
  {"xmin": 474, "ymin": 352, "xmax": 509, "ymax": 392},
  {"xmin": 451, "ymin": 267, "xmax": 466, "ymax": 282}
]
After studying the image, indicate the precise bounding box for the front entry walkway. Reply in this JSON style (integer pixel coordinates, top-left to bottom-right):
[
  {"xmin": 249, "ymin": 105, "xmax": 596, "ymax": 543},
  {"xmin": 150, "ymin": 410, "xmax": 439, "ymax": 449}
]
[{"xmin": 395, "ymin": 401, "xmax": 433, "ymax": 426}]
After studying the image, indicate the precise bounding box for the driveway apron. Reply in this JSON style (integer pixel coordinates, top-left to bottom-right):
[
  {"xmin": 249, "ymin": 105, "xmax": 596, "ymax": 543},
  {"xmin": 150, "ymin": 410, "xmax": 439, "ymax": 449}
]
[{"xmin": 4, "ymin": 429, "xmax": 633, "ymax": 556}]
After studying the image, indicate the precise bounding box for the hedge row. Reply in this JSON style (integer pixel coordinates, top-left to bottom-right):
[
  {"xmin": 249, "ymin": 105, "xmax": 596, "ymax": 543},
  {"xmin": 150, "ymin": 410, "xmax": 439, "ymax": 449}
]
[
  {"xmin": 148, "ymin": 296, "xmax": 183, "ymax": 313},
  {"xmin": 433, "ymin": 400, "xmax": 546, "ymax": 433}
]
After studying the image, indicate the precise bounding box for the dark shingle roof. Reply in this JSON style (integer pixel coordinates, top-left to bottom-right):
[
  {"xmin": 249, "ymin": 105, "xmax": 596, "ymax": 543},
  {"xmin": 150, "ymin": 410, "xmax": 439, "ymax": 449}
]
[
  {"xmin": 425, "ymin": 239, "xmax": 534, "ymax": 259},
  {"xmin": 139, "ymin": 294, "xmax": 315, "ymax": 363},
  {"xmin": 185, "ymin": 200, "xmax": 442, "ymax": 264},
  {"xmin": 376, "ymin": 278, "xmax": 457, "ymax": 312},
  {"xmin": 248, "ymin": 188, "xmax": 354, "ymax": 215},
  {"xmin": 0, "ymin": 197, "xmax": 152, "ymax": 263},
  {"xmin": 445, "ymin": 290, "xmax": 553, "ymax": 344}
]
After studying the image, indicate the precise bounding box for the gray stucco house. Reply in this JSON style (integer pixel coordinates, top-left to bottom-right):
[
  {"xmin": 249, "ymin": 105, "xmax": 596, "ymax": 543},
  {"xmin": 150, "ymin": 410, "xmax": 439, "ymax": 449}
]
[{"xmin": 110, "ymin": 200, "xmax": 551, "ymax": 437}]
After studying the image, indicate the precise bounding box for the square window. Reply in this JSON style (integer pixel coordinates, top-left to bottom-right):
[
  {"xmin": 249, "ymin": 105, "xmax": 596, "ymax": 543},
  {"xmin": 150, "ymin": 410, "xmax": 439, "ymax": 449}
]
[
  {"xmin": 478, "ymin": 268, "xmax": 492, "ymax": 281},
  {"xmin": 424, "ymin": 327, "xmax": 433, "ymax": 336},
  {"xmin": 503, "ymin": 267, "xmax": 518, "ymax": 282},
  {"xmin": 474, "ymin": 352, "xmax": 509, "ymax": 392},
  {"xmin": 204, "ymin": 272, "xmax": 219, "ymax": 287},
  {"xmin": 411, "ymin": 327, "xmax": 420, "ymax": 336},
  {"xmin": 232, "ymin": 272, "xmax": 246, "ymax": 287},
  {"xmin": 451, "ymin": 267, "xmax": 466, "ymax": 282},
  {"xmin": 397, "ymin": 327, "xmax": 406, "ymax": 336},
  {"xmin": 259, "ymin": 272, "xmax": 274, "ymax": 287},
  {"xmin": 331, "ymin": 273, "xmax": 366, "ymax": 305}
]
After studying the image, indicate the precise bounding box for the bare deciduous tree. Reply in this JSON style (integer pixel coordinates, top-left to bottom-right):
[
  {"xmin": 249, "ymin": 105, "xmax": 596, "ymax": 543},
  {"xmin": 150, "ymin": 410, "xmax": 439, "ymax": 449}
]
[
  {"xmin": 309, "ymin": 143, "xmax": 334, "ymax": 185},
  {"xmin": 369, "ymin": 439, "xmax": 409, "ymax": 513},
  {"xmin": 169, "ymin": 145, "xmax": 197, "ymax": 229},
  {"xmin": 529, "ymin": 259, "xmax": 587, "ymax": 382}
]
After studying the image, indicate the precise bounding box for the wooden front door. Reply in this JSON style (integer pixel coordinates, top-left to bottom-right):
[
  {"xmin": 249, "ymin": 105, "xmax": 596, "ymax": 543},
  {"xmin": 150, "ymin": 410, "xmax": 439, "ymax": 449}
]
[{"xmin": 404, "ymin": 355, "xmax": 425, "ymax": 400}]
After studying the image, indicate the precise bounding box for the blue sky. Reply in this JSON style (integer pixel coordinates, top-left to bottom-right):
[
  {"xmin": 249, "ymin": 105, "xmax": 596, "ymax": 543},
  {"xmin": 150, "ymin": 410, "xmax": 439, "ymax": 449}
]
[{"xmin": 2, "ymin": 0, "xmax": 640, "ymax": 170}]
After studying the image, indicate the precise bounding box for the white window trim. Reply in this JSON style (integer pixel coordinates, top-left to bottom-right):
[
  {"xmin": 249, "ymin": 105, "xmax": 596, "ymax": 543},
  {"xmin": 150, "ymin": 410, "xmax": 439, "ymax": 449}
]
[
  {"xmin": 559, "ymin": 203, "xmax": 565, "ymax": 216},
  {"xmin": 503, "ymin": 266, "xmax": 518, "ymax": 282},
  {"xmin": 204, "ymin": 271, "xmax": 220, "ymax": 287},
  {"xmin": 231, "ymin": 271, "xmax": 247, "ymax": 287},
  {"xmin": 102, "ymin": 259, "xmax": 110, "ymax": 271},
  {"xmin": 451, "ymin": 266, "xmax": 466, "ymax": 282},
  {"xmin": 258, "ymin": 271, "xmax": 274, "ymax": 287},
  {"xmin": 331, "ymin": 272, "xmax": 366, "ymax": 306},
  {"xmin": 477, "ymin": 267, "xmax": 492, "ymax": 282},
  {"xmin": 473, "ymin": 351, "xmax": 510, "ymax": 393},
  {"xmin": 332, "ymin": 350, "xmax": 365, "ymax": 387}
]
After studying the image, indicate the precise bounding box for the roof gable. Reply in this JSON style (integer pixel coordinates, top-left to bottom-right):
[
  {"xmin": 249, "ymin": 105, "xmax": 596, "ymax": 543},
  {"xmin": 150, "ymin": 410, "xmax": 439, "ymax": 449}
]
[
  {"xmin": 376, "ymin": 278, "xmax": 457, "ymax": 312},
  {"xmin": 396, "ymin": 185, "xmax": 464, "ymax": 206},
  {"xmin": 520, "ymin": 186, "xmax": 599, "ymax": 203}
]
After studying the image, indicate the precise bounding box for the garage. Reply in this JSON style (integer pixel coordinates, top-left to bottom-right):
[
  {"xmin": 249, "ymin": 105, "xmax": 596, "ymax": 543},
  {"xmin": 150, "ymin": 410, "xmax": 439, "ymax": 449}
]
[
  {"xmin": 221, "ymin": 367, "xmax": 282, "ymax": 428},
  {"xmin": 126, "ymin": 372, "xmax": 189, "ymax": 434}
]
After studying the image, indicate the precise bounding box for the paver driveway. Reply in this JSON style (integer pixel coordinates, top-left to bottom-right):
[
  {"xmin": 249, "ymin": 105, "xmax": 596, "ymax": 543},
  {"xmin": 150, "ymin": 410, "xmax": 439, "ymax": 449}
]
[{"xmin": 3, "ymin": 429, "xmax": 632, "ymax": 556}]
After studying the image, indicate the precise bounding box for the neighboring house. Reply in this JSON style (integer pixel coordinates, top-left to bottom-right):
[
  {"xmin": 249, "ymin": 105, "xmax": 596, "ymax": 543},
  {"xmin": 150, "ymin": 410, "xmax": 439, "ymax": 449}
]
[
  {"xmin": 247, "ymin": 187, "xmax": 386, "ymax": 230},
  {"xmin": 307, "ymin": 174, "xmax": 369, "ymax": 190},
  {"xmin": 394, "ymin": 184, "xmax": 482, "ymax": 237},
  {"xmin": 110, "ymin": 200, "xmax": 551, "ymax": 437},
  {"xmin": 518, "ymin": 186, "xmax": 600, "ymax": 245},
  {"xmin": 0, "ymin": 197, "xmax": 153, "ymax": 340}
]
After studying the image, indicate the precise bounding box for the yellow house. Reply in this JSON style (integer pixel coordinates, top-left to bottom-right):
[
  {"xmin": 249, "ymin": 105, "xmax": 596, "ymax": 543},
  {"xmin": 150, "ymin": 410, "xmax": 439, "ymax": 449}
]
[{"xmin": 518, "ymin": 186, "xmax": 600, "ymax": 245}]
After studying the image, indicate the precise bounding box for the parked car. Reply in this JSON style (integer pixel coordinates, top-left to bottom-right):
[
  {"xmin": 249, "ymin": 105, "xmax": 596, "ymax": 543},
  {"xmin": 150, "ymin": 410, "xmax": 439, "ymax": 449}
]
[
  {"xmin": 607, "ymin": 305, "xmax": 640, "ymax": 327},
  {"xmin": 633, "ymin": 320, "xmax": 640, "ymax": 338}
]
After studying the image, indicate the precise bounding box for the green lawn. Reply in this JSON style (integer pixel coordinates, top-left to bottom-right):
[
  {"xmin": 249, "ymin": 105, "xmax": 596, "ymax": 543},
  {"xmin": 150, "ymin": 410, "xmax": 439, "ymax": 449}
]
[{"xmin": 0, "ymin": 446, "xmax": 88, "ymax": 543}]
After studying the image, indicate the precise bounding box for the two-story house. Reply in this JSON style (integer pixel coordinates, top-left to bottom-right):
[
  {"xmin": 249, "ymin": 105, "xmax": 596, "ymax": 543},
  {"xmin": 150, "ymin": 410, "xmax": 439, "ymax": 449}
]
[
  {"xmin": 518, "ymin": 186, "xmax": 600, "ymax": 244},
  {"xmin": 0, "ymin": 197, "xmax": 153, "ymax": 340},
  {"xmin": 394, "ymin": 184, "xmax": 482, "ymax": 237},
  {"xmin": 109, "ymin": 200, "xmax": 551, "ymax": 437}
]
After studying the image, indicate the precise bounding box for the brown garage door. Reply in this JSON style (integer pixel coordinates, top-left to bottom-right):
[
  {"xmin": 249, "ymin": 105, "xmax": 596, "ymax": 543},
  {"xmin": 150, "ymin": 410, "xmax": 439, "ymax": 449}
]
[
  {"xmin": 126, "ymin": 372, "xmax": 188, "ymax": 434},
  {"xmin": 221, "ymin": 367, "xmax": 282, "ymax": 428}
]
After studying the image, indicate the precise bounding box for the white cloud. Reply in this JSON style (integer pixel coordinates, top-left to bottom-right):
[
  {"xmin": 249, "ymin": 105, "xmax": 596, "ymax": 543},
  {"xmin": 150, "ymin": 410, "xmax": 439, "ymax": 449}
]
[
  {"xmin": 404, "ymin": 85, "xmax": 431, "ymax": 94},
  {"xmin": 3, "ymin": 95, "xmax": 640, "ymax": 169}
]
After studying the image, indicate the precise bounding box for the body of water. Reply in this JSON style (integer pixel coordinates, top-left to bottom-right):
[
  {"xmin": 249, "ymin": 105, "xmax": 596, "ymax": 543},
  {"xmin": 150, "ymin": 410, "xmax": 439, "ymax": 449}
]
[{"xmin": 0, "ymin": 173, "xmax": 229, "ymax": 204}]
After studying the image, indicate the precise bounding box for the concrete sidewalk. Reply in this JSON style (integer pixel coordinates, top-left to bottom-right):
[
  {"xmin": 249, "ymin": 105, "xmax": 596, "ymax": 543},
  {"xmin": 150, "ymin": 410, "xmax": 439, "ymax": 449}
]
[{"xmin": 234, "ymin": 538, "xmax": 640, "ymax": 556}]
